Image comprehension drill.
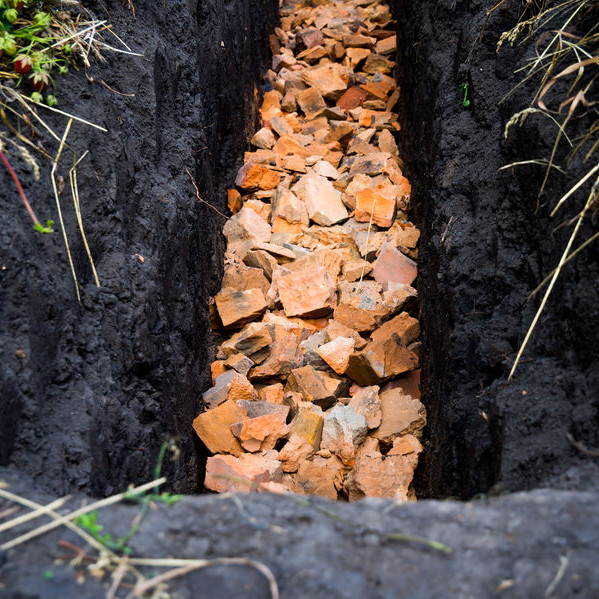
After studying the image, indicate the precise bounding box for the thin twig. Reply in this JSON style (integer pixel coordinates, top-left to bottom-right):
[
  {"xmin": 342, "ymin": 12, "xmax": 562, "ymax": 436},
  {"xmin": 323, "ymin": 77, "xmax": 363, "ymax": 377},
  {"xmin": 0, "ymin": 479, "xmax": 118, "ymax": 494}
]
[
  {"xmin": 0, "ymin": 488, "xmax": 119, "ymax": 559},
  {"xmin": 0, "ymin": 496, "xmax": 69, "ymax": 533},
  {"xmin": 22, "ymin": 94, "xmax": 108, "ymax": 132},
  {"xmin": 357, "ymin": 192, "xmax": 377, "ymax": 291},
  {"xmin": 0, "ymin": 489, "xmax": 149, "ymax": 590},
  {"xmin": 41, "ymin": 20, "xmax": 108, "ymax": 51},
  {"xmin": 0, "ymin": 506, "xmax": 20, "ymax": 520},
  {"xmin": 566, "ymin": 432, "xmax": 599, "ymax": 456},
  {"xmin": 529, "ymin": 230, "xmax": 599, "ymax": 297},
  {"xmin": 94, "ymin": 41, "xmax": 143, "ymax": 57},
  {"xmin": 184, "ymin": 165, "xmax": 228, "ymax": 219},
  {"xmin": 0, "ymin": 147, "xmax": 41, "ymax": 226},
  {"xmin": 52, "ymin": 120, "xmax": 80, "ymax": 302},
  {"xmin": 107, "ymin": 556, "xmax": 130, "ymax": 599},
  {"xmin": 4, "ymin": 87, "xmax": 63, "ymax": 143},
  {"xmin": 106, "ymin": 27, "xmax": 134, "ymax": 52},
  {"xmin": 128, "ymin": 557, "xmax": 279, "ymax": 599},
  {"xmin": 545, "ymin": 552, "xmax": 570, "ymax": 596},
  {"xmin": 550, "ymin": 162, "xmax": 599, "ymax": 216},
  {"xmin": 0, "ymin": 108, "xmax": 52, "ymax": 161},
  {"xmin": 498, "ymin": 159, "xmax": 565, "ymax": 173},
  {"xmin": 69, "ymin": 150, "xmax": 100, "ymax": 287},
  {"xmin": 57, "ymin": 539, "xmax": 90, "ymax": 561},
  {"xmin": 384, "ymin": 532, "xmax": 452, "ymax": 555},
  {"xmin": 509, "ymin": 177, "xmax": 597, "ymax": 380},
  {"xmin": 99, "ymin": 80, "xmax": 135, "ymax": 97}
]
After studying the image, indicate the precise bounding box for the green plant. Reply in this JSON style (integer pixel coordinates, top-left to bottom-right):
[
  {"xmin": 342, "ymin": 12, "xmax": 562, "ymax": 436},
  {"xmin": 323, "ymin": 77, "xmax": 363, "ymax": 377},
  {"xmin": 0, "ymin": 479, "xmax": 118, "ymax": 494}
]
[
  {"xmin": 460, "ymin": 82, "xmax": 471, "ymax": 108},
  {"xmin": 0, "ymin": 2, "xmax": 75, "ymax": 104},
  {"xmin": 75, "ymin": 510, "xmax": 129, "ymax": 553},
  {"xmin": 75, "ymin": 440, "xmax": 183, "ymax": 556},
  {"xmin": 0, "ymin": 476, "xmax": 280, "ymax": 598},
  {"xmin": 0, "ymin": 144, "xmax": 53, "ymax": 232},
  {"xmin": 75, "ymin": 491, "xmax": 183, "ymax": 557},
  {"xmin": 33, "ymin": 219, "xmax": 54, "ymax": 233},
  {"xmin": 0, "ymin": 2, "xmax": 141, "ymax": 300}
]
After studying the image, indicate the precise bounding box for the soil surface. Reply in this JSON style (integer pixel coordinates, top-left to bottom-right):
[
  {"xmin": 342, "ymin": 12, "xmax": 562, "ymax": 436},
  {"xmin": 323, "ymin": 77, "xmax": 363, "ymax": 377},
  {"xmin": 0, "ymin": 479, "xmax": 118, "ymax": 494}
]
[
  {"xmin": 0, "ymin": 0, "xmax": 278, "ymax": 496},
  {"xmin": 396, "ymin": 0, "xmax": 599, "ymax": 498},
  {"xmin": 1, "ymin": 468, "xmax": 599, "ymax": 598}
]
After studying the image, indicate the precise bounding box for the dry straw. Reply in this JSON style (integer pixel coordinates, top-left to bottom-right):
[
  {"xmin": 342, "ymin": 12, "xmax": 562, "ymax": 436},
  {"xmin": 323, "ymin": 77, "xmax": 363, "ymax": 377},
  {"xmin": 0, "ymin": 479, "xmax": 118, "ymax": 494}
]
[
  {"xmin": 0, "ymin": 477, "xmax": 280, "ymax": 598},
  {"xmin": 497, "ymin": 0, "xmax": 599, "ymax": 380}
]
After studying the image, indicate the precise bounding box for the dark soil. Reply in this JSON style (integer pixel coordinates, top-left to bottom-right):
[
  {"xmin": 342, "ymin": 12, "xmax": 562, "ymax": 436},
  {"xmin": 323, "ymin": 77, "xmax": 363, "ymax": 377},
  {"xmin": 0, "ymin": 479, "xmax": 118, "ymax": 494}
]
[
  {"xmin": 0, "ymin": 0, "xmax": 278, "ymax": 496},
  {"xmin": 396, "ymin": 0, "xmax": 599, "ymax": 499},
  {"xmin": 2, "ymin": 468, "xmax": 599, "ymax": 598},
  {"xmin": 0, "ymin": 0, "xmax": 597, "ymax": 502},
  {"xmin": 1, "ymin": 0, "xmax": 599, "ymax": 595}
]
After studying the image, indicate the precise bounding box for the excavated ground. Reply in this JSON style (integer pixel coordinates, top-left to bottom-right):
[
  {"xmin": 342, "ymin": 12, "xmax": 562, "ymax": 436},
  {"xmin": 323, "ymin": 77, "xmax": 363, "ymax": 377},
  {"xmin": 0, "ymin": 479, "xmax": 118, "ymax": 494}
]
[
  {"xmin": 0, "ymin": 0, "xmax": 278, "ymax": 496},
  {"xmin": 1, "ymin": 0, "xmax": 599, "ymax": 595},
  {"xmin": 194, "ymin": 0, "xmax": 426, "ymax": 502}
]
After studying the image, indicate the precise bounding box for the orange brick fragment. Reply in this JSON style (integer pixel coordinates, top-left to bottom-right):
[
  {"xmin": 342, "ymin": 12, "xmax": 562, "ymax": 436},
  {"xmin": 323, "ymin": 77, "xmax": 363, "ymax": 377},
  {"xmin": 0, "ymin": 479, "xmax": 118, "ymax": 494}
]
[
  {"xmin": 260, "ymin": 89, "xmax": 282, "ymax": 124},
  {"xmin": 227, "ymin": 189, "xmax": 242, "ymax": 214},
  {"xmin": 336, "ymin": 86, "xmax": 368, "ymax": 111},
  {"xmin": 355, "ymin": 187, "xmax": 397, "ymax": 228},
  {"xmin": 371, "ymin": 243, "xmax": 417, "ymax": 286},
  {"xmin": 277, "ymin": 266, "xmax": 336, "ymax": 318},
  {"xmin": 235, "ymin": 162, "xmax": 280, "ymax": 191},
  {"xmin": 192, "ymin": 400, "xmax": 246, "ymax": 456}
]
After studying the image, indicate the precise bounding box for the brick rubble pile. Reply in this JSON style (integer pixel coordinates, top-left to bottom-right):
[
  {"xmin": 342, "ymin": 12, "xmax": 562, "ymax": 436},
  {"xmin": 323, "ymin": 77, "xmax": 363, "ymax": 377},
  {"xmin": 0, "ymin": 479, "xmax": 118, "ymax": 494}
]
[{"xmin": 193, "ymin": 0, "xmax": 425, "ymax": 501}]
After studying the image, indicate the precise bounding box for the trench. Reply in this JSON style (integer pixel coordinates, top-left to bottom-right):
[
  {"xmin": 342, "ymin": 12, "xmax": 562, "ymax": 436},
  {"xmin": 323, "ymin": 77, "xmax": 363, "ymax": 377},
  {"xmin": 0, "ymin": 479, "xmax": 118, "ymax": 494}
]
[
  {"xmin": 188, "ymin": 0, "xmax": 502, "ymax": 501},
  {"xmin": 0, "ymin": 0, "xmax": 509, "ymax": 502}
]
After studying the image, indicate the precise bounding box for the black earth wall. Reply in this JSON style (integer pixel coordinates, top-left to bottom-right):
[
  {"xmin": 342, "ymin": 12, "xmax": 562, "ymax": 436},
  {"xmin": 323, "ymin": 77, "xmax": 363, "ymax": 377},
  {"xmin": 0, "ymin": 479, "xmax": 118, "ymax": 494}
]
[
  {"xmin": 396, "ymin": 0, "xmax": 599, "ymax": 498},
  {"xmin": 0, "ymin": 0, "xmax": 278, "ymax": 496}
]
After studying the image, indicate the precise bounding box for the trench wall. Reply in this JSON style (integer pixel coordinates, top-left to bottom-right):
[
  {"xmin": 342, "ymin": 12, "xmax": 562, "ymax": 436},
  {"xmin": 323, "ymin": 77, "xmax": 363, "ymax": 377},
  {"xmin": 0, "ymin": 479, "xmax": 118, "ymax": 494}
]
[
  {"xmin": 0, "ymin": 0, "xmax": 278, "ymax": 496},
  {"xmin": 3, "ymin": 0, "xmax": 599, "ymax": 500},
  {"xmin": 395, "ymin": 0, "xmax": 599, "ymax": 498}
]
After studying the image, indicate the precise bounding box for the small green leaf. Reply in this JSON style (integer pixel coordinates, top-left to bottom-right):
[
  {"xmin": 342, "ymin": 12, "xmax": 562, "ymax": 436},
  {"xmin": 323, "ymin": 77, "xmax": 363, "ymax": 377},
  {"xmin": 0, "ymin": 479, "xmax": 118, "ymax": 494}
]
[
  {"xmin": 32, "ymin": 11, "xmax": 50, "ymax": 27},
  {"xmin": 33, "ymin": 219, "xmax": 54, "ymax": 234},
  {"xmin": 97, "ymin": 532, "xmax": 113, "ymax": 544},
  {"xmin": 153, "ymin": 492, "xmax": 184, "ymax": 505},
  {"xmin": 459, "ymin": 83, "xmax": 471, "ymax": 109},
  {"xmin": 3, "ymin": 8, "xmax": 18, "ymax": 24}
]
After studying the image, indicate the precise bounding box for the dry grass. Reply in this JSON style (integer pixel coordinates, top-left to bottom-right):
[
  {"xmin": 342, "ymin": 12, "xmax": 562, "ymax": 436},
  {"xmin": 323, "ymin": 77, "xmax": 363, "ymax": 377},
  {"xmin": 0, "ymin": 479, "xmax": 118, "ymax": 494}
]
[
  {"xmin": 0, "ymin": 477, "xmax": 280, "ymax": 598},
  {"xmin": 497, "ymin": 0, "xmax": 599, "ymax": 380},
  {"xmin": 0, "ymin": 1, "xmax": 141, "ymax": 301}
]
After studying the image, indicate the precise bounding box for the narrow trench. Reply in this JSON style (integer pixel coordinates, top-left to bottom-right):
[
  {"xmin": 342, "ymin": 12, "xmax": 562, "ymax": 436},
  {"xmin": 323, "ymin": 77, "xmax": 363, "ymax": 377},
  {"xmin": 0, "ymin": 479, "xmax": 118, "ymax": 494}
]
[{"xmin": 191, "ymin": 0, "xmax": 428, "ymax": 501}]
